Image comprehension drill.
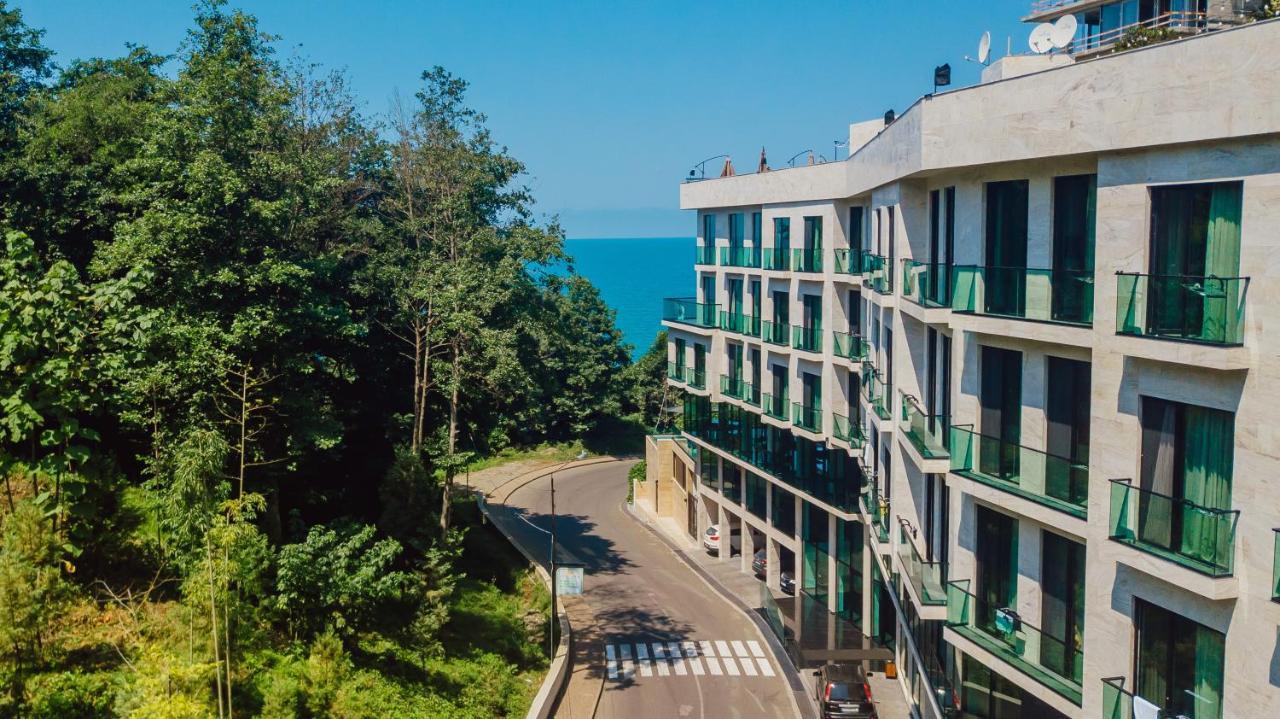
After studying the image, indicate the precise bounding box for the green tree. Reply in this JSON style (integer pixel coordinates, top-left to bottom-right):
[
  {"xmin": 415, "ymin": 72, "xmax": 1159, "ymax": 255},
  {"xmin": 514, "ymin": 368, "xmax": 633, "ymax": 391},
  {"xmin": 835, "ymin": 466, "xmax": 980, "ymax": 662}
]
[{"xmin": 0, "ymin": 500, "xmax": 70, "ymax": 705}]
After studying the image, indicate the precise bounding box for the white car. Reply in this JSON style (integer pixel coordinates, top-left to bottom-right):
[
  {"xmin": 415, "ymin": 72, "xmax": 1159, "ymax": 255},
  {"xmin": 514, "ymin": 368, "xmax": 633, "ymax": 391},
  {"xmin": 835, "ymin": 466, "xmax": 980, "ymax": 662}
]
[{"xmin": 703, "ymin": 524, "xmax": 741, "ymax": 554}]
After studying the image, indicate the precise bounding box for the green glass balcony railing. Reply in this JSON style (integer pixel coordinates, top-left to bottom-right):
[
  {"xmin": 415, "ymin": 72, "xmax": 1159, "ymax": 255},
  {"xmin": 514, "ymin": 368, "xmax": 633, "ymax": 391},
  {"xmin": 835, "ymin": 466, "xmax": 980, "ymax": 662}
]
[
  {"xmin": 1101, "ymin": 676, "xmax": 1221, "ymax": 719},
  {"xmin": 1116, "ymin": 272, "xmax": 1248, "ymax": 346},
  {"xmin": 792, "ymin": 248, "xmax": 823, "ymax": 273},
  {"xmin": 898, "ymin": 525, "xmax": 946, "ymax": 605},
  {"xmin": 695, "ymin": 244, "xmax": 716, "ymax": 265},
  {"xmin": 946, "ymin": 579, "xmax": 1083, "ymax": 705},
  {"xmin": 791, "ymin": 324, "xmax": 823, "ymax": 352},
  {"xmin": 718, "ymin": 245, "xmax": 762, "ymax": 268},
  {"xmin": 666, "ymin": 361, "xmax": 685, "ymax": 381},
  {"xmin": 860, "ymin": 362, "xmax": 891, "ymax": 420},
  {"xmin": 951, "ymin": 265, "xmax": 1094, "ymax": 325},
  {"xmin": 948, "ymin": 425, "xmax": 1088, "ymax": 519},
  {"xmin": 832, "ymin": 331, "xmax": 869, "ymax": 361},
  {"xmin": 792, "ymin": 402, "xmax": 821, "ymax": 432},
  {"xmin": 662, "ymin": 297, "xmax": 718, "ymax": 327},
  {"xmin": 719, "ymin": 311, "xmax": 762, "ymax": 337},
  {"xmin": 861, "ymin": 253, "xmax": 893, "ymax": 295},
  {"xmin": 685, "ymin": 366, "xmax": 706, "ymax": 390},
  {"xmin": 720, "ymin": 374, "xmax": 745, "ymax": 399},
  {"xmin": 763, "ymin": 392, "xmax": 789, "ymax": 421},
  {"xmin": 901, "ymin": 258, "xmax": 953, "ymax": 308},
  {"xmin": 834, "ymin": 248, "xmax": 865, "ymax": 275},
  {"xmin": 861, "ymin": 491, "xmax": 890, "ymax": 543},
  {"xmin": 899, "ymin": 392, "xmax": 949, "ymax": 460},
  {"xmin": 1273, "ymin": 529, "xmax": 1280, "ymax": 602},
  {"xmin": 1108, "ymin": 478, "xmax": 1238, "ymax": 577},
  {"xmin": 763, "ymin": 247, "xmax": 790, "ymax": 271},
  {"xmin": 762, "ymin": 320, "xmax": 790, "ymax": 346},
  {"xmin": 832, "ymin": 413, "xmax": 865, "ymax": 448}
]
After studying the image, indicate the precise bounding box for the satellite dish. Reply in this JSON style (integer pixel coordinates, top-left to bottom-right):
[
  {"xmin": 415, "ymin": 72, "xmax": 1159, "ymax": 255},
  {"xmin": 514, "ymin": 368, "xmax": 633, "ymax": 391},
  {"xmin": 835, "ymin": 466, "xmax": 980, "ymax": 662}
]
[
  {"xmin": 978, "ymin": 31, "xmax": 992, "ymax": 65},
  {"xmin": 1050, "ymin": 15, "xmax": 1078, "ymax": 49},
  {"xmin": 1028, "ymin": 23, "xmax": 1055, "ymax": 54}
]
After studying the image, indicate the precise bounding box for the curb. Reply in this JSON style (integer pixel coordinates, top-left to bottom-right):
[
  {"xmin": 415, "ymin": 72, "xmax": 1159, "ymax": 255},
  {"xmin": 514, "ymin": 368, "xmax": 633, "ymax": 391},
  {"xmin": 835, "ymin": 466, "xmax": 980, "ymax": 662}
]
[
  {"xmin": 622, "ymin": 500, "xmax": 816, "ymax": 719},
  {"xmin": 485, "ymin": 456, "xmax": 619, "ymax": 504}
]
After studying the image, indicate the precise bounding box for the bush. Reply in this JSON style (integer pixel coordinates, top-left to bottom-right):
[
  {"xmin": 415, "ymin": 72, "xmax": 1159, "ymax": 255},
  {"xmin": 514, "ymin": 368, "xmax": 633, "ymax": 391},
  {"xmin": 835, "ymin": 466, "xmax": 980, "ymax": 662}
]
[{"xmin": 23, "ymin": 671, "xmax": 116, "ymax": 718}]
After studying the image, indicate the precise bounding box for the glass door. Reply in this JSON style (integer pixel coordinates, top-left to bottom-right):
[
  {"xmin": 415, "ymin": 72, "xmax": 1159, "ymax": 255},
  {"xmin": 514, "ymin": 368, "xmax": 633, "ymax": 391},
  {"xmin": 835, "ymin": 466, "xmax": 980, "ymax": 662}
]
[
  {"xmin": 1045, "ymin": 357, "xmax": 1090, "ymax": 506},
  {"xmin": 1040, "ymin": 531, "xmax": 1084, "ymax": 683},
  {"xmin": 974, "ymin": 505, "xmax": 1017, "ymax": 634},
  {"xmin": 985, "ymin": 179, "xmax": 1029, "ymax": 316},
  {"xmin": 979, "ymin": 346, "xmax": 1022, "ymax": 479},
  {"xmin": 1051, "ymin": 174, "xmax": 1096, "ymax": 322},
  {"xmin": 1148, "ymin": 182, "xmax": 1242, "ymax": 342},
  {"xmin": 1135, "ymin": 599, "xmax": 1224, "ymax": 719}
]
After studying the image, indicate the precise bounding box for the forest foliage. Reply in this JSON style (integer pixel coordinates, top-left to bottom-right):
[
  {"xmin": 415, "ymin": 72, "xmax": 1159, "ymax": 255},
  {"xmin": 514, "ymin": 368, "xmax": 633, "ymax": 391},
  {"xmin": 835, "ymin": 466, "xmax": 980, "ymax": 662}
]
[{"xmin": 0, "ymin": 1, "xmax": 668, "ymax": 716}]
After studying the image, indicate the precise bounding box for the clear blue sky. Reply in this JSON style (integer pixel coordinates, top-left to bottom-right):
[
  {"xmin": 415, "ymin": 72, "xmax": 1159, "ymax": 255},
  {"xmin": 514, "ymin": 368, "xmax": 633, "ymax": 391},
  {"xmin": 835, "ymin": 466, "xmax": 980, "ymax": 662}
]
[{"xmin": 19, "ymin": 0, "xmax": 1035, "ymax": 238}]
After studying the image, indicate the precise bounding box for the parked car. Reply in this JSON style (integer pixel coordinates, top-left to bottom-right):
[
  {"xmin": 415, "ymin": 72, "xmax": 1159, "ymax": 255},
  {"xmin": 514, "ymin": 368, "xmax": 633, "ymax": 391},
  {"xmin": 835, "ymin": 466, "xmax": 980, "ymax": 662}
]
[
  {"xmin": 779, "ymin": 571, "xmax": 795, "ymax": 595},
  {"xmin": 813, "ymin": 663, "xmax": 877, "ymax": 719},
  {"xmin": 702, "ymin": 524, "xmax": 741, "ymax": 554},
  {"xmin": 752, "ymin": 548, "xmax": 767, "ymax": 576}
]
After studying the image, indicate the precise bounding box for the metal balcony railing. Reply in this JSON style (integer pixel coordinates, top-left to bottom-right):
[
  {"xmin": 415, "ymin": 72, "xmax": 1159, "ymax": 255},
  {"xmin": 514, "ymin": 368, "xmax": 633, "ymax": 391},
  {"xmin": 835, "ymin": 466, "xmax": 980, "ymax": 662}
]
[
  {"xmin": 860, "ymin": 362, "xmax": 891, "ymax": 420},
  {"xmin": 1108, "ymin": 478, "xmax": 1238, "ymax": 577},
  {"xmin": 662, "ymin": 297, "xmax": 718, "ymax": 328},
  {"xmin": 897, "ymin": 524, "xmax": 946, "ymax": 606},
  {"xmin": 951, "ymin": 265, "xmax": 1094, "ymax": 326},
  {"xmin": 1116, "ymin": 272, "xmax": 1247, "ymax": 346},
  {"xmin": 949, "ymin": 425, "xmax": 1088, "ymax": 519}
]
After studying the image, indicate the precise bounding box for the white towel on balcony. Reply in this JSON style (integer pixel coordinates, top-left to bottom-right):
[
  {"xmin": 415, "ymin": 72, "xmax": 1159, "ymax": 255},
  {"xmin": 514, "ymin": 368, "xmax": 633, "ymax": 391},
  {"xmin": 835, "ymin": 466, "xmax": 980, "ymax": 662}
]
[{"xmin": 1132, "ymin": 695, "xmax": 1161, "ymax": 719}]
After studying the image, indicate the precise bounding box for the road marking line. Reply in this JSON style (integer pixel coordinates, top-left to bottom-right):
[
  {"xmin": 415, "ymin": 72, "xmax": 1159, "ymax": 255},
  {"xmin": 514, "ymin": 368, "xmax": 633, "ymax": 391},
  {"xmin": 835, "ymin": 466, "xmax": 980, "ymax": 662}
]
[
  {"xmin": 732, "ymin": 641, "xmax": 758, "ymax": 676},
  {"xmin": 714, "ymin": 641, "xmax": 740, "ymax": 677},
  {"xmin": 756, "ymin": 657, "xmax": 775, "ymax": 676},
  {"xmin": 699, "ymin": 641, "xmax": 723, "ymax": 675},
  {"xmin": 619, "ymin": 644, "xmax": 634, "ymax": 679},
  {"xmin": 635, "ymin": 643, "xmax": 653, "ymax": 677},
  {"xmin": 650, "ymin": 643, "xmax": 671, "ymax": 676},
  {"xmin": 715, "ymin": 640, "xmax": 731, "ymax": 656},
  {"xmin": 666, "ymin": 641, "xmax": 688, "ymax": 675},
  {"xmin": 747, "ymin": 640, "xmax": 766, "ymax": 657},
  {"xmin": 680, "ymin": 641, "xmax": 705, "ymax": 675},
  {"xmin": 606, "ymin": 644, "xmax": 618, "ymax": 679}
]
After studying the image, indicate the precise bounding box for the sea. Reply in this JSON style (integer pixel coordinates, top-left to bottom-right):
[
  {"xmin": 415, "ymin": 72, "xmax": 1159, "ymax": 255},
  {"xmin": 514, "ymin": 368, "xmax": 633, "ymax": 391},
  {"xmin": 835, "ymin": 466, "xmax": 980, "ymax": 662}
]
[{"xmin": 564, "ymin": 237, "xmax": 693, "ymax": 360}]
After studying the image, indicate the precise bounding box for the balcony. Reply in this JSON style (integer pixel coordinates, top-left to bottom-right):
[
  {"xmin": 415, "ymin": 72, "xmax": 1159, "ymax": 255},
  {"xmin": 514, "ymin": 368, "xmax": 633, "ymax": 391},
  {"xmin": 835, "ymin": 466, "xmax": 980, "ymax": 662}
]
[
  {"xmin": 833, "ymin": 248, "xmax": 864, "ymax": 276},
  {"xmin": 662, "ymin": 297, "xmax": 718, "ymax": 328},
  {"xmin": 791, "ymin": 325, "xmax": 822, "ymax": 353},
  {"xmin": 762, "ymin": 320, "xmax": 790, "ymax": 346},
  {"xmin": 1274, "ymin": 529, "xmax": 1280, "ymax": 603},
  {"xmin": 791, "ymin": 248, "xmax": 822, "ymax": 273},
  {"xmin": 832, "ymin": 331, "xmax": 869, "ymax": 361},
  {"xmin": 1116, "ymin": 273, "xmax": 1248, "ymax": 346},
  {"xmin": 899, "ymin": 393, "xmax": 948, "ymax": 461},
  {"xmin": 721, "ymin": 375, "xmax": 761, "ymax": 406},
  {"xmin": 897, "ymin": 525, "xmax": 946, "ymax": 607},
  {"xmin": 860, "ymin": 362, "xmax": 891, "ymax": 421},
  {"xmin": 901, "ymin": 259, "xmax": 953, "ymax": 309},
  {"xmin": 666, "ymin": 361, "xmax": 685, "ymax": 382},
  {"xmin": 763, "ymin": 391, "xmax": 789, "ymax": 422},
  {"xmin": 951, "ymin": 266, "xmax": 1093, "ymax": 326},
  {"xmin": 862, "ymin": 491, "xmax": 890, "ymax": 544},
  {"xmin": 861, "ymin": 253, "xmax": 893, "ymax": 295},
  {"xmin": 948, "ymin": 426, "xmax": 1088, "ymax": 519},
  {"xmin": 832, "ymin": 413, "xmax": 865, "ymax": 449},
  {"xmin": 695, "ymin": 244, "xmax": 716, "ymax": 265},
  {"xmin": 719, "ymin": 311, "xmax": 761, "ymax": 338},
  {"xmin": 1101, "ymin": 676, "xmax": 1221, "ymax": 719},
  {"xmin": 763, "ymin": 247, "xmax": 790, "ymax": 271},
  {"xmin": 685, "ymin": 366, "xmax": 706, "ymax": 390},
  {"xmin": 1108, "ymin": 479, "xmax": 1238, "ymax": 578},
  {"xmin": 719, "ymin": 245, "xmax": 761, "ymax": 268},
  {"xmin": 946, "ymin": 579, "xmax": 1083, "ymax": 706},
  {"xmin": 792, "ymin": 402, "xmax": 821, "ymax": 433}
]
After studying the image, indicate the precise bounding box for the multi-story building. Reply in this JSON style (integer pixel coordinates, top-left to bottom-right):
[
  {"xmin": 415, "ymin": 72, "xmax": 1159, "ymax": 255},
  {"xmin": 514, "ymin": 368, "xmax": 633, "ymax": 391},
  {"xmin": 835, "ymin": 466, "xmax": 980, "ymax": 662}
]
[{"xmin": 644, "ymin": 10, "xmax": 1280, "ymax": 719}]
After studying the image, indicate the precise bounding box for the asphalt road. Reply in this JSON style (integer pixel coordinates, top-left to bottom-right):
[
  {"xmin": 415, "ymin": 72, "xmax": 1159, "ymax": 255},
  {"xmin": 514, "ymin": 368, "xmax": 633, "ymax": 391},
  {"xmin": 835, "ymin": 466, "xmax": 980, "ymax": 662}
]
[{"xmin": 501, "ymin": 461, "xmax": 798, "ymax": 719}]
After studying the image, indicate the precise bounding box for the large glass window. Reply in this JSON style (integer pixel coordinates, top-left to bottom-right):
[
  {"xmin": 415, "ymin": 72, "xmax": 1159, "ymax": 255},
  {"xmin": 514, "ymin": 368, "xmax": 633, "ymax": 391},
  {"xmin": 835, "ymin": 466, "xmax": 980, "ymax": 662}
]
[
  {"xmin": 703, "ymin": 213, "xmax": 716, "ymax": 245},
  {"xmin": 772, "ymin": 487, "xmax": 795, "ymax": 536},
  {"xmin": 1045, "ymin": 356, "xmax": 1090, "ymax": 507},
  {"xmin": 836, "ymin": 518, "xmax": 863, "ymax": 624},
  {"xmin": 974, "ymin": 505, "xmax": 1017, "ymax": 634},
  {"xmin": 1041, "ymin": 531, "xmax": 1085, "ymax": 684},
  {"xmin": 979, "ymin": 346, "xmax": 1023, "ymax": 478},
  {"xmin": 802, "ymin": 502, "xmax": 830, "ymax": 606},
  {"xmin": 1135, "ymin": 599, "xmax": 1224, "ymax": 719},
  {"xmin": 729, "ymin": 212, "xmax": 744, "ymax": 250},
  {"xmin": 985, "ymin": 179, "xmax": 1030, "ymax": 316}
]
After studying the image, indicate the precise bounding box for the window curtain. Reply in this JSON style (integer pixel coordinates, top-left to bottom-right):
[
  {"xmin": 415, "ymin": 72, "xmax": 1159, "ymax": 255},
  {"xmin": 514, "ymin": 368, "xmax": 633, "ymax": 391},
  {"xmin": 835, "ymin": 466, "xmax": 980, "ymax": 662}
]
[
  {"xmin": 985, "ymin": 180, "xmax": 1029, "ymax": 316},
  {"xmin": 1149, "ymin": 188, "xmax": 1193, "ymax": 336},
  {"xmin": 1202, "ymin": 183, "xmax": 1242, "ymax": 344},
  {"xmin": 1192, "ymin": 624, "xmax": 1225, "ymax": 719},
  {"xmin": 1138, "ymin": 398, "xmax": 1177, "ymax": 549},
  {"xmin": 1179, "ymin": 405, "xmax": 1234, "ymax": 569}
]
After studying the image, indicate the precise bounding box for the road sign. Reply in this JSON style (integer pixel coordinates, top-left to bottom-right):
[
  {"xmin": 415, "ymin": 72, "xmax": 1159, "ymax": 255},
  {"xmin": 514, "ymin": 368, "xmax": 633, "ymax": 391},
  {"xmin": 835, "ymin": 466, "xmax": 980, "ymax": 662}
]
[{"xmin": 555, "ymin": 564, "xmax": 584, "ymax": 596}]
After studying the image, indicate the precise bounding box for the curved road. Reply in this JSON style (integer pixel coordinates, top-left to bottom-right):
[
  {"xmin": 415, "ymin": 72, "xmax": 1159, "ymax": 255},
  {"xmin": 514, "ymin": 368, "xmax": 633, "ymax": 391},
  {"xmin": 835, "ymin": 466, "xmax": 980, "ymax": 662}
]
[{"xmin": 501, "ymin": 461, "xmax": 798, "ymax": 719}]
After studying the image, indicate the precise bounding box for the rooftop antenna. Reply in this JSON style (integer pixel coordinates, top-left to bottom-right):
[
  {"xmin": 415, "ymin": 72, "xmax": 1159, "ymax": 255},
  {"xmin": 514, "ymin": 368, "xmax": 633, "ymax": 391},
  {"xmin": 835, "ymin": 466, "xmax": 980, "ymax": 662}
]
[
  {"xmin": 1028, "ymin": 22, "xmax": 1056, "ymax": 54},
  {"xmin": 786, "ymin": 149, "xmax": 813, "ymax": 168},
  {"xmin": 1050, "ymin": 15, "xmax": 1077, "ymax": 52},
  {"xmin": 964, "ymin": 30, "xmax": 992, "ymax": 66}
]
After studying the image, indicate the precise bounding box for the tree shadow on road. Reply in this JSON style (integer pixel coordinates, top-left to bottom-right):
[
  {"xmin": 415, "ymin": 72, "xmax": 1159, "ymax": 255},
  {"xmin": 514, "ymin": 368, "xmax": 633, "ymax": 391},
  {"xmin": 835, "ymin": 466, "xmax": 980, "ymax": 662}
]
[{"xmin": 504, "ymin": 506, "xmax": 634, "ymax": 576}]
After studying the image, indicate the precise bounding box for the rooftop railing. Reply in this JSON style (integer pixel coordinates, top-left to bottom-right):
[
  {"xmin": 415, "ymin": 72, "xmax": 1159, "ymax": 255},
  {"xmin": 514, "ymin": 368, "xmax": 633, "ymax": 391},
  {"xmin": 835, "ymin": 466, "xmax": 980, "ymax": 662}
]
[
  {"xmin": 951, "ymin": 265, "xmax": 1093, "ymax": 325},
  {"xmin": 860, "ymin": 362, "xmax": 891, "ymax": 420},
  {"xmin": 898, "ymin": 524, "xmax": 946, "ymax": 606},
  {"xmin": 662, "ymin": 297, "xmax": 718, "ymax": 328},
  {"xmin": 901, "ymin": 258, "xmax": 953, "ymax": 309},
  {"xmin": 719, "ymin": 310, "xmax": 761, "ymax": 338},
  {"xmin": 792, "ymin": 248, "xmax": 823, "ymax": 273},
  {"xmin": 1069, "ymin": 11, "xmax": 1207, "ymax": 54},
  {"xmin": 899, "ymin": 393, "xmax": 949, "ymax": 460},
  {"xmin": 1116, "ymin": 273, "xmax": 1248, "ymax": 346},
  {"xmin": 792, "ymin": 402, "xmax": 822, "ymax": 433},
  {"xmin": 1108, "ymin": 478, "xmax": 1238, "ymax": 577},
  {"xmin": 833, "ymin": 331, "xmax": 869, "ymax": 361},
  {"xmin": 791, "ymin": 324, "xmax": 823, "ymax": 352},
  {"xmin": 946, "ymin": 579, "xmax": 1083, "ymax": 705},
  {"xmin": 762, "ymin": 320, "xmax": 790, "ymax": 346},
  {"xmin": 719, "ymin": 245, "xmax": 762, "ymax": 268},
  {"xmin": 949, "ymin": 425, "xmax": 1088, "ymax": 519}
]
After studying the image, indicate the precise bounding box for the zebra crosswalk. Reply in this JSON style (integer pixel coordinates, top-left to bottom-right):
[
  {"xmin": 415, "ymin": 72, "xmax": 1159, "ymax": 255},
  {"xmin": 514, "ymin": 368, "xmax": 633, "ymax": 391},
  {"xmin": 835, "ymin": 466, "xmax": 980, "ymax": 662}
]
[{"xmin": 605, "ymin": 639, "xmax": 776, "ymax": 681}]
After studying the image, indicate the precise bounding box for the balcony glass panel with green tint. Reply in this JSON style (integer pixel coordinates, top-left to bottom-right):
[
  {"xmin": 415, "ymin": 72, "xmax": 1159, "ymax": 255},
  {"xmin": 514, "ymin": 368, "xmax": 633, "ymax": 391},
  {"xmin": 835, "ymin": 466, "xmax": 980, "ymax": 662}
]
[
  {"xmin": 950, "ymin": 266, "xmax": 1094, "ymax": 325},
  {"xmin": 792, "ymin": 248, "xmax": 823, "ymax": 273},
  {"xmin": 791, "ymin": 325, "xmax": 822, "ymax": 352},
  {"xmin": 861, "ymin": 491, "xmax": 890, "ymax": 543},
  {"xmin": 662, "ymin": 297, "xmax": 718, "ymax": 327},
  {"xmin": 1116, "ymin": 273, "xmax": 1248, "ymax": 346},
  {"xmin": 720, "ymin": 374, "xmax": 744, "ymax": 399},
  {"xmin": 832, "ymin": 331, "xmax": 868, "ymax": 361},
  {"xmin": 685, "ymin": 366, "xmax": 706, "ymax": 390},
  {"xmin": 1273, "ymin": 529, "xmax": 1280, "ymax": 602},
  {"xmin": 834, "ymin": 248, "xmax": 864, "ymax": 275},
  {"xmin": 1108, "ymin": 479, "xmax": 1238, "ymax": 577},
  {"xmin": 667, "ymin": 361, "xmax": 683, "ymax": 381},
  {"xmin": 899, "ymin": 392, "xmax": 948, "ymax": 459},
  {"xmin": 1100, "ymin": 676, "xmax": 1222, "ymax": 719},
  {"xmin": 946, "ymin": 579, "xmax": 1083, "ymax": 705},
  {"xmin": 901, "ymin": 258, "xmax": 953, "ymax": 308},
  {"xmin": 763, "ymin": 392, "xmax": 789, "ymax": 421},
  {"xmin": 861, "ymin": 363, "xmax": 891, "ymax": 420},
  {"xmin": 792, "ymin": 402, "xmax": 821, "ymax": 432},
  {"xmin": 719, "ymin": 245, "xmax": 762, "ymax": 268},
  {"xmin": 949, "ymin": 425, "xmax": 1088, "ymax": 518},
  {"xmin": 898, "ymin": 526, "xmax": 946, "ymax": 605},
  {"xmin": 762, "ymin": 321, "xmax": 790, "ymax": 346},
  {"xmin": 719, "ymin": 311, "xmax": 761, "ymax": 337},
  {"xmin": 832, "ymin": 413, "xmax": 865, "ymax": 448},
  {"xmin": 861, "ymin": 253, "xmax": 893, "ymax": 294},
  {"xmin": 695, "ymin": 244, "xmax": 716, "ymax": 265},
  {"xmin": 763, "ymin": 248, "xmax": 790, "ymax": 271}
]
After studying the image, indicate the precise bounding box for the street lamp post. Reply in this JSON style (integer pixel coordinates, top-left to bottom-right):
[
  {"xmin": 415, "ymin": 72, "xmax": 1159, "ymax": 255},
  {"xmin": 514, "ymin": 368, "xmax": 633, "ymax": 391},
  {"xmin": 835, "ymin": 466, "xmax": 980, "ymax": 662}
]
[{"xmin": 548, "ymin": 450, "xmax": 587, "ymax": 660}]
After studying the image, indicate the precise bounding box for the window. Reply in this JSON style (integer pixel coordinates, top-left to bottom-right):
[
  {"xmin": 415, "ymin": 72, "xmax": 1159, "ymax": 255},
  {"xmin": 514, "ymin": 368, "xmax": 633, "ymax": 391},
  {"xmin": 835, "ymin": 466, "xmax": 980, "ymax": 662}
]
[
  {"xmin": 1041, "ymin": 531, "xmax": 1085, "ymax": 683},
  {"xmin": 773, "ymin": 217, "xmax": 790, "ymax": 250},
  {"xmin": 674, "ymin": 338, "xmax": 686, "ymax": 372},
  {"xmin": 985, "ymin": 179, "xmax": 1030, "ymax": 316},
  {"xmin": 1134, "ymin": 599, "xmax": 1224, "ymax": 719},
  {"xmin": 848, "ymin": 206, "xmax": 864, "ymax": 251},
  {"xmin": 1052, "ymin": 175, "xmax": 1096, "ymax": 322},
  {"xmin": 979, "ymin": 346, "xmax": 1022, "ymax": 478},
  {"xmin": 974, "ymin": 505, "xmax": 1017, "ymax": 634},
  {"xmin": 1045, "ymin": 357, "xmax": 1090, "ymax": 507},
  {"xmin": 751, "ymin": 211, "xmax": 762, "ymax": 245},
  {"xmin": 961, "ymin": 654, "xmax": 1070, "ymax": 719},
  {"xmin": 729, "ymin": 213, "xmax": 744, "ymax": 249},
  {"xmin": 703, "ymin": 214, "xmax": 716, "ymax": 245},
  {"xmin": 772, "ymin": 487, "xmax": 795, "ymax": 536}
]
